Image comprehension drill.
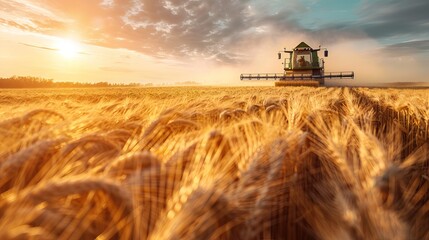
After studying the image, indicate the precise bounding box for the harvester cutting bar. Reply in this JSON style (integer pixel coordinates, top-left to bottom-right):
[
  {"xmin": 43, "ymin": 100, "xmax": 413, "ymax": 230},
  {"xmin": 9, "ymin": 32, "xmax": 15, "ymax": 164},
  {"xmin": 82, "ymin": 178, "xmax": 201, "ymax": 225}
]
[
  {"xmin": 240, "ymin": 71, "xmax": 354, "ymax": 80},
  {"xmin": 323, "ymin": 72, "xmax": 354, "ymax": 79},
  {"xmin": 240, "ymin": 73, "xmax": 308, "ymax": 80}
]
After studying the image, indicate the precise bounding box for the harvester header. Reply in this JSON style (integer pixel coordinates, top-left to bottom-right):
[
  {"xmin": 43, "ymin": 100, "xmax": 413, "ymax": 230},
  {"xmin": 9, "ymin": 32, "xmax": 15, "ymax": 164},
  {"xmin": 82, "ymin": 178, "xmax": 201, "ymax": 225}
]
[{"xmin": 240, "ymin": 42, "xmax": 354, "ymax": 87}]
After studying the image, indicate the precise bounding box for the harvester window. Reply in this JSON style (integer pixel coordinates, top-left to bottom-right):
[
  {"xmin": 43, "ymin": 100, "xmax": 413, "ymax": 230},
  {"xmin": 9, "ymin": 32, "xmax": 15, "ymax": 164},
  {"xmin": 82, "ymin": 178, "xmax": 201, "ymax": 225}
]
[{"xmin": 295, "ymin": 52, "xmax": 311, "ymax": 67}]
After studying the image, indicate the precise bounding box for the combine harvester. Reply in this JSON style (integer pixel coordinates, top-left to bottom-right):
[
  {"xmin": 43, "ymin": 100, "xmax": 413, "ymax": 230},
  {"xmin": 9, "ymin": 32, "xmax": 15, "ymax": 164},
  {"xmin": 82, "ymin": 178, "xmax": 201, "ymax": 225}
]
[{"xmin": 240, "ymin": 42, "xmax": 354, "ymax": 87}]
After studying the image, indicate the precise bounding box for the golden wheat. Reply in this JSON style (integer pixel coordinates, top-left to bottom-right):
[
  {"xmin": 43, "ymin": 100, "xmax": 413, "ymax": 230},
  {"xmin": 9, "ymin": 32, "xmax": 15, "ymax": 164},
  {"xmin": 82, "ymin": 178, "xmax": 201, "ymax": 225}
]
[{"xmin": 0, "ymin": 86, "xmax": 428, "ymax": 239}]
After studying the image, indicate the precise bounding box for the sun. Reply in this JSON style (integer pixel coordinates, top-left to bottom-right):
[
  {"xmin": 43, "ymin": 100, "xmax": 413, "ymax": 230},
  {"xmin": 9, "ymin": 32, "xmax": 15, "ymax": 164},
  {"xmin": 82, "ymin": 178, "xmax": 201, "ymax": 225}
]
[{"xmin": 56, "ymin": 39, "xmax": 80, "ymax": 58}]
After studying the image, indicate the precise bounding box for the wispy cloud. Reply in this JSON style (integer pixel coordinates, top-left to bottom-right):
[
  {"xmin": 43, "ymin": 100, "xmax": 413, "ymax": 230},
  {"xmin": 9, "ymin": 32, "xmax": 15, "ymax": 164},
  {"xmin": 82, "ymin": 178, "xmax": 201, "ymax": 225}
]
[
  {"xmin": 382, "ymin": 40, "xmax": 429, "ymax": 56},
  {"xmin": 19, "ymin": 42, "xmax": 57, "ymax": 51},
  {"xmin": 19, "ymin": 42, "xmax": 90, "ymax": 55},
  {"xmin": 358, "ymin": 0, "xmax": 429, "ymax": 39}
]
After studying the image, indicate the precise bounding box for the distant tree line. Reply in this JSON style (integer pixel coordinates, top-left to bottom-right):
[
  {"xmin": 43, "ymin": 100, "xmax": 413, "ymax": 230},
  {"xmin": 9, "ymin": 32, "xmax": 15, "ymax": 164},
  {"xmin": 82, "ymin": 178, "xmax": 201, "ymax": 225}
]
[{"xmin": 0, "ymin": 76, "xmax": 141, "ymax": 88}]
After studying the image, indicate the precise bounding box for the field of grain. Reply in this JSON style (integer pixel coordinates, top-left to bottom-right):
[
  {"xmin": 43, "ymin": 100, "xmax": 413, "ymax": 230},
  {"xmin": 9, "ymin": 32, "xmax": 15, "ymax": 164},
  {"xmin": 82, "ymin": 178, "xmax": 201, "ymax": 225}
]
[{"xmin": 0, "ymin": 86, "xmax": 428, "ymax": 240}]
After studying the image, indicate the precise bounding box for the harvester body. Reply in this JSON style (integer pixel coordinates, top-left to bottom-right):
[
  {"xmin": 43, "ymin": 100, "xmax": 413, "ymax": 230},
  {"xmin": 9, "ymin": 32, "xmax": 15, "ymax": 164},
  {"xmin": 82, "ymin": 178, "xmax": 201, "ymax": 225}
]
[{"xmin": 240, "ymin": 42, "xmax": 354, "ymax": 86}]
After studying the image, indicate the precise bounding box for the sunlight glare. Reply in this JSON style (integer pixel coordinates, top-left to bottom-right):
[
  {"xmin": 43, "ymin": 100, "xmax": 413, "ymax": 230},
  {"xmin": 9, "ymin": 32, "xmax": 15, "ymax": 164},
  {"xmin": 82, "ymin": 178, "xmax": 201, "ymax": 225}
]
[{"xmin": 56, "ymin": 39, "xmax": 80, "ymax": 58}]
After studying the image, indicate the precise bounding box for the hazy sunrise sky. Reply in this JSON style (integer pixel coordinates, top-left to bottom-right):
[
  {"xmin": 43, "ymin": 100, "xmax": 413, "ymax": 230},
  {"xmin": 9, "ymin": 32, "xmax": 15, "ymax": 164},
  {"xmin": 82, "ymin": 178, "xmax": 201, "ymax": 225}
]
[{"xmin": 1, "ymin": 0, "xmax": 428, "ymax": 85}]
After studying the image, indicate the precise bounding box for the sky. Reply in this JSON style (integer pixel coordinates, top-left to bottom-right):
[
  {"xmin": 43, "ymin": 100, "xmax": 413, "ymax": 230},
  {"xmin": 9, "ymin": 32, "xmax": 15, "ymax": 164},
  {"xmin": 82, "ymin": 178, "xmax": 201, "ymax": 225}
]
[{"xmin": 0, "ymin": 0, "xmax": 428, "ymax": 85}]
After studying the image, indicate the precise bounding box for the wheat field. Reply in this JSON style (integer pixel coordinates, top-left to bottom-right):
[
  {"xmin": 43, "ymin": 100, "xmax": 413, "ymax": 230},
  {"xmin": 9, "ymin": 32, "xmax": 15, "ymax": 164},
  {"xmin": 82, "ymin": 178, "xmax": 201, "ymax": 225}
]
[{"xmin": 0, "ymin": 86, "xmax": 428, "ymax": 240}]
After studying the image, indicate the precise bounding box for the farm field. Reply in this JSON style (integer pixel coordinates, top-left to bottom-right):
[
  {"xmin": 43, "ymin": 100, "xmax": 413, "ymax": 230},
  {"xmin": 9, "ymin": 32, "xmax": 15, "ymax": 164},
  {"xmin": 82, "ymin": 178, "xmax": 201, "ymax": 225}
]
[{"xmin": 0, "ymin": 86, "xmax": 428, "ymax": 239}]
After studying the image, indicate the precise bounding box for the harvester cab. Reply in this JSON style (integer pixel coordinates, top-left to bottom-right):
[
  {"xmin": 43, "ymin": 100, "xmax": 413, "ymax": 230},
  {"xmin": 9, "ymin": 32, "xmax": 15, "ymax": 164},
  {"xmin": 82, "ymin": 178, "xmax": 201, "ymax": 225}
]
[{"xmin": 240, "ymin": 42, "xmax": 354, "ymax": 87}]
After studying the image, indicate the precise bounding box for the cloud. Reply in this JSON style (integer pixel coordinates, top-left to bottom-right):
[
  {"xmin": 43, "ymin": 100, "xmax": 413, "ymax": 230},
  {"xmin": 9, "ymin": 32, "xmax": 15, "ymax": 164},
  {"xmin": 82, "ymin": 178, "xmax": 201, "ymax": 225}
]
[
  {"xmin": 1, "ymin": 0, "xmax": 307, "ymax": 63},
  {"xmin": 19, "ymin": 42, "xmax": 90, "ymax": 55},
  {"xmin": 2, "ymin": 0, "xmax": 429, "ymax": 67},
  {"xmin": 382, "ymin": 40, "xmax": 429, "ymax": 56},
  {"xmin": 358, "ymin": 0, "xmax": 429, "ymax": 39},
  {"xmin": 20, "ymin": 42, "xmax": 57, "ymax": 51},
  {"xmin": 0, "ymin": 1, "xmax": 65, "ymax": 33},
  {"xmin": 299, "ymin": 0, "xmax": 429, "ymax": 58}
]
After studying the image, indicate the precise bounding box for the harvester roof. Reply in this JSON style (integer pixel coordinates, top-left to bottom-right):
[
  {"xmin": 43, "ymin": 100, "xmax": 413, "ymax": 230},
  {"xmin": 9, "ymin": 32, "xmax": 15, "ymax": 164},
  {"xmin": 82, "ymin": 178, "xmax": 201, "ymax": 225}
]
[{"xmin": 294, "ymin": 42, "xmax": 312, "ymax": 51}]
